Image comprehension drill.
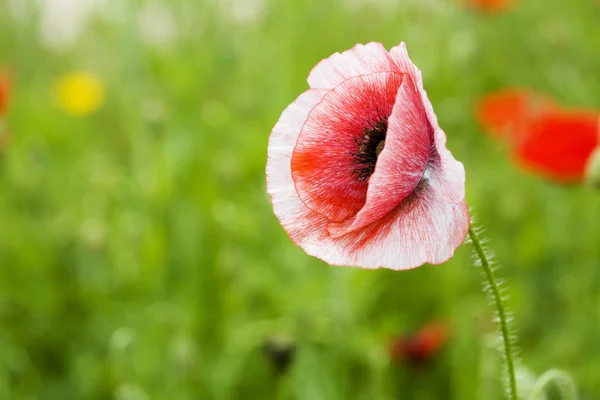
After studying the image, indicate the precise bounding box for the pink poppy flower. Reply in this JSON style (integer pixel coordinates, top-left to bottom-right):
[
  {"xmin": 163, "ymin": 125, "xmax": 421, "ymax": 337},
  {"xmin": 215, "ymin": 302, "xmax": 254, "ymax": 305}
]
[{"xmin": 266, "ymin": 42, "xmax": 470, "ymax": 270}]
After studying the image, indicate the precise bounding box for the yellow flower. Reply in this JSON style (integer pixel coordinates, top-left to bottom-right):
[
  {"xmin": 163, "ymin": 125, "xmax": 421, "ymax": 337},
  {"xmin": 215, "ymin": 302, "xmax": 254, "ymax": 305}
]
[{"xmin": 55, "ymin": 72, "xmax": 105, "ymax": 116}]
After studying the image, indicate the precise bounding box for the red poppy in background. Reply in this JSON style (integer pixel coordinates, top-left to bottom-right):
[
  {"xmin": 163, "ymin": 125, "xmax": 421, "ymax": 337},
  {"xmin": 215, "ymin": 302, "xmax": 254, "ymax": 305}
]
[
  {"xmin": 515, "ymin": 109, "xmax": 599, "ymax": 183},
  {"xmin": 476, "ymin": 89, "xmax": 555, "ymax": 144},
  {"xmin": 266, "ymin": 42, "xmax": 469, "ymax": 270},
  {"xmin": 388, "ymin": 320, "xmax": 450, "ymax": 364},
  {"xmin": 0, "ymin": 71, "xmax": 9, "ymax": 116},
  {"xmin": 476, "ymin": 88, "xmax": 600, "ymax": 183},
  {"xmin": 466, "ymin": 0, "xmax": 513, "ymax": 13},
  {"xmin": 0, "ymin": 71, "xmax": 10, "ymax": 151}
]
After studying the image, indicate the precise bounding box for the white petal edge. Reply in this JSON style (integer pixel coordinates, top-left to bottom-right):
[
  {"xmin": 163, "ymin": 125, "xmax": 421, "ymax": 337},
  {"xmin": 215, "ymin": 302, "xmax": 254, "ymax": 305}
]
[{"xmin": 307, "ymin": 42, "xmax": 397, "ymax": 90}]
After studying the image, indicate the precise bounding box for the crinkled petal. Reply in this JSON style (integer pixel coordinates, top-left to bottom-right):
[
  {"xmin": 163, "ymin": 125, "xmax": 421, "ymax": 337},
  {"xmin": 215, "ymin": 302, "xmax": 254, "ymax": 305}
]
[
  {"xmin": 389, "ymin": 42, "xmax": 423, "ymax": 88},
  {"xmin": 307, "ymin": 42, "xmax": 397, "ymax": 90},
  {"xmin": 328, "ymin": 75, "xmax": 433, "ymax": 237},
  {"xmin": 291, "ymin": 72, "xmax": 404, "ymax": 222},
  {"xmin": 303, "ymin": 183, "xmax": 470, "ymax": 271},
  {"xmin": 390, "ymin": 42, "xmax": 466, "ymax": 204}
]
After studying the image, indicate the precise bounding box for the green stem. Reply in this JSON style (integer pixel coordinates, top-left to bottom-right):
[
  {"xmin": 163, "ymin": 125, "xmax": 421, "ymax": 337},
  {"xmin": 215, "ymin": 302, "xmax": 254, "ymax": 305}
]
[
  {"xmin": 529, "ymin": 369, "xmax": 577, "ymax": 400},
  {"xmin": 469, "ymin": 228, "xmax": 518, "ymax": 400}
]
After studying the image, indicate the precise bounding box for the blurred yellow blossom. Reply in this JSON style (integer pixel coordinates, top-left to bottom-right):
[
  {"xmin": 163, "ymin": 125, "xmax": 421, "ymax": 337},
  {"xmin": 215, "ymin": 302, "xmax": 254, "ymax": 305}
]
[{"xmin": 54, "ymin": 72, "xmax": 105, "ymax": 116}]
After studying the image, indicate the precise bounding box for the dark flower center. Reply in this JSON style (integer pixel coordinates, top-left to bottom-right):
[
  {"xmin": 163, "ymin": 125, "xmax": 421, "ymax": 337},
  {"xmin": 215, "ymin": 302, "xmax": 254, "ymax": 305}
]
[{"xmin": 351, "ymin": 119, "xmax": 388, "ymax": 181}]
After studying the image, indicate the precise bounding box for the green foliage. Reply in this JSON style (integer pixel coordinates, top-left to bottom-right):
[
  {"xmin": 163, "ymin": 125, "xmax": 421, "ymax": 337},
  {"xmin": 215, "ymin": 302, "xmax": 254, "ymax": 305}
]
[{"xmin": 0, "ymin": 0, "xmax": 599, "ymax": 398}]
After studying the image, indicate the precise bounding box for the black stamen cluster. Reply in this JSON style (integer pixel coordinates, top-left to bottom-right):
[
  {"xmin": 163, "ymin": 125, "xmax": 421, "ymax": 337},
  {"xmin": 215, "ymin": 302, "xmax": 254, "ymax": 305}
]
[{"xmin": 351, "ymin": 118, "xmax": 388, "ymax": 181}]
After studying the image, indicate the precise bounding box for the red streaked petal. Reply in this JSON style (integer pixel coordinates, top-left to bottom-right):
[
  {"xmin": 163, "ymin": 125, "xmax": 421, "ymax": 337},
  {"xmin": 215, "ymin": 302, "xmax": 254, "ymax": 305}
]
[
  {"xmin": 307, "ymin": 42, "xmax": 397, "ymax": 90},
  {"xmin": 328, "ymin": 75, "xmax": 433, "ymax": 237},
  {"xmin": 388, "ymin": 42, "xmax": 424, "ymax": 89},
  {"xmin": 274, "ymin": 183, "xmax": 469, "ymax": 271},
  {"xmin": 476, "ymin": 89, "xmax": 556, "ymax": 143},
  {"xmin": 308, "ymin": 187, "xmax": 470, "ymax": 271},
  {"xmin": 291, "ymin": 72, "xmax": 404, "ymax": 222},
  {"xmin": 514, "ymin": 109, "xmax": 599, "ymax": 182},
  {"xmin": 390, "ymin": 42, "xmax": 466, "ymax": 205}
]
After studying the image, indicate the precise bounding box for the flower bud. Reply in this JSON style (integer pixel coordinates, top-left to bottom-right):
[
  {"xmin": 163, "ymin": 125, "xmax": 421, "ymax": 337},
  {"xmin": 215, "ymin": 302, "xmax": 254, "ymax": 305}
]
[{"xmin": 585, "ymin": 147, "xmax": 600, "ymax": 189}]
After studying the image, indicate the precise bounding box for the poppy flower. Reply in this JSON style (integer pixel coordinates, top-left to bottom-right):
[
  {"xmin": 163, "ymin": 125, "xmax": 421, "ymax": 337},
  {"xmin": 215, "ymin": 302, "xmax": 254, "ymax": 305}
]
[
  {"xmin": 0, "ymin": 71, "xmax": 10, "ymax": 116},
  {"xmin": 476, "ymin": 89, "xmax": 599, "ymax": 183},
  {"xmin": 465, "ymin": 0, "xmax": 513, "ymax": 13},
  {"xmin": 388, "ymin": 320, "xmax": 450, "ymax": 364},
  {"xmin": 0, "ymin": 71, "xmax": 10, "ymax": 151},
  {"xmin": 54, "ymin": 72, "xmax": 105, "ymax": 116},
  {"xmin": 475, "ymin": 89, "xmax": 556, "ymax": 143},
  {"xmin": 514, "ymin": 109, "xmax": 599, "ymax": 183},
  {"xmin": 266, "ymin": 42, "xmax": 469, "ymax": 270}
]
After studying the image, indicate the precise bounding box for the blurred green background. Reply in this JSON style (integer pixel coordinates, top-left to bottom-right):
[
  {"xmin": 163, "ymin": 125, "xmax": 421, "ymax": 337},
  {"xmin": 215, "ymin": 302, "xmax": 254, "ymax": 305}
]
[{"xmin": 0, "ymin": 0, "xmax": 600, "ymax": 399}]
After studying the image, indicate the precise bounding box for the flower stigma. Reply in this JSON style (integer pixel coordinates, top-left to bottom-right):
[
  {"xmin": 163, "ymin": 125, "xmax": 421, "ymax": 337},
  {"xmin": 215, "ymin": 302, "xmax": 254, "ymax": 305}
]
[{"xmin": 351, "ymin": 118, "xmax": 388, "ymax": 181}]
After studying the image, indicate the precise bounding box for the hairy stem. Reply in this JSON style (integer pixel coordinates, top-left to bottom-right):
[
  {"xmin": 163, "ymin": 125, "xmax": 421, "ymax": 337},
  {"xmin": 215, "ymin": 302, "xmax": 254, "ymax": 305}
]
[{"xmin": 469, "ymin": 227, "xmax": 518, "ymax": 400}]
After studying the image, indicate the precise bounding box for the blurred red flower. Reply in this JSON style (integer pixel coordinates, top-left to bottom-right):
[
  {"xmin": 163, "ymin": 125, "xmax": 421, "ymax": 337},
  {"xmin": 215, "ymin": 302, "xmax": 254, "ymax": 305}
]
[
  {"xmin": 388, "ymin": 320, "xmax": 449, "ymax": 364},
  {"xmin": 476, "ymin": 88, "xmax": 600, "ymax": 183},
  {"xmin": 515, "ymin": 109, "xmax": 599, "ymax": 183},
  {"xmin": 0, "ymin": 71, "xmax": 10, "ymax": 150},
  {"xmin": 476, "ymin": 89, "xmax": 556, "ymax": 144},
  {"xmin": 466, "ymin": 0, "xmax": 513, "ymax": 13},
  {"xmin": 0, "ymin": 71, "xmax": 9, "ymax": 116}
]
